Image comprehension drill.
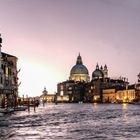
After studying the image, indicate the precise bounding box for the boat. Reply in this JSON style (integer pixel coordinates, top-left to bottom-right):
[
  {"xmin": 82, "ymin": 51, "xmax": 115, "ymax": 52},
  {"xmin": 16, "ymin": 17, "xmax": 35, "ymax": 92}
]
[
  {"xmin": 14, "ymin": 106, "xmax": 28, "ymax": 111},
  {"xmin": 0, "ymin": 108, "xmax": 14, "ymax": 114}
]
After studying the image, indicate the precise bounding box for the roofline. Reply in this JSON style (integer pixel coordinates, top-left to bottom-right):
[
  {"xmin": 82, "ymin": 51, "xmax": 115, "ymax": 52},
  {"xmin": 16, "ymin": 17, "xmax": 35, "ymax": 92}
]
[{"xmin": 1, "ymin": 52, "xmax": 18, "ymax": 59}]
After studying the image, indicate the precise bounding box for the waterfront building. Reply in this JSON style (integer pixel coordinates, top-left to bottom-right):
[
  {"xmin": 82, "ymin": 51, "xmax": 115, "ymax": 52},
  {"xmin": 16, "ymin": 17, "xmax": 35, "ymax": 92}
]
[
  {"xmin": 116, "ymin": 86, "xmax": 135, "ymax": 103},
  {"xmin": 101, "ymin": 77, "xmax": 130, "ymax": 103},
  {"xmin": 57, "ymin": 80, "xmax": 75, "ymax": 102},
  {"xmin": 57, "ymin": 53, "xmax": 137, "ymax": 103},
  {"xmin": 40, "ymin": 87, "xmax": 55, "ymax": 103},
  {"xmin": 90, "ymin": 64, "xmax": 109, "ymax": 102},
  {"xmin": 0, "ymin": 52, "xmax": 18, "ymax": 108},
  {"xmin": 102, "ymin": 85, "xmax": 136, "ymax": 103},
  {"xmin": 0, "ymin": 35, "xmax": 19, "ymax": 108},
  {"xmin": 134, "ymin": 74, "xmax": 140, "ymax": 102},
  {"xmin": 0, "ymin": 34, "xmax": 3, "ymax": 107},
  {"xmin": 57, "ymin": 54, "xmax": 90, "ymax": 103},
  {"xmin": 102, "ymin": 88, "xmax": 116, "ymax": 103},
  {"xmin": 135, "ymin": 84, "xmax": 140, "ymax": 101}
]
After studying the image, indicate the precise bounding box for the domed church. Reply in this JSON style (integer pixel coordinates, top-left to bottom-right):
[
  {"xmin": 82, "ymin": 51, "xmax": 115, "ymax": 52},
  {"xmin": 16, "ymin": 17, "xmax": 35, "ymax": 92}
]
[
  {"xmin": 69, "ymin": 53, "xmax": 90, "ymax": 82},
  {"xmin": 56, "ymin": 53, "xmax": 131, "ymax": 103},
  {"xmin": 57, "ymin": 54, "xmax": 111, "ymax": 103}
]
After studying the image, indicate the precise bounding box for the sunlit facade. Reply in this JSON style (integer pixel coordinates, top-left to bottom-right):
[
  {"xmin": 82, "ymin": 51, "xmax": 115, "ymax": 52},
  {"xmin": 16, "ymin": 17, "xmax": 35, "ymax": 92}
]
[
  {"xmin": 103, "ymin": 89, "xmax": 116, "ymax": 103},
  {"xmin": 40, "ymin": 87, "xmax": 55, "ymax": 103},
  {"xmin": 116, "ymin": 89, "xmax": 135, "ymax": 103},
  {"xmin": 102, "ymin": 85, "xmax": 136, "ymax": 103}
]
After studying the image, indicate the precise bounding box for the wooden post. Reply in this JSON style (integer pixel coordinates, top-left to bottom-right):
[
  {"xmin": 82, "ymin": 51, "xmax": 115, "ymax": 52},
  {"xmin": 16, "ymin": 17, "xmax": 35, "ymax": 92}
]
[
  {"xmin": 23, "ymin": 94, "xmax": 24, "ymax": 106},
  {"xmin": 5, "ymin": 95, "xmax": 8, "ymax": 110},
  {"xmin": 14, "ymin": 93, "xmax": 17, "ymax": 109},
  {"xmin": 34, "ymin": 98, "xmax": 36, "ymax": 112},
  {"xmin": 28, "ymin": 97, "xmax": 30, "ymax": 112}
]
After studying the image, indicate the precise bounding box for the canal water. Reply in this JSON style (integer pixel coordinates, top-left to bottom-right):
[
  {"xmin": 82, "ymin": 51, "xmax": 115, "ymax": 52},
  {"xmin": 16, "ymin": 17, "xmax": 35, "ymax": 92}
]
[{"xmin": 0, "ymin": 103, "xmax": 140, "ymax": 140}]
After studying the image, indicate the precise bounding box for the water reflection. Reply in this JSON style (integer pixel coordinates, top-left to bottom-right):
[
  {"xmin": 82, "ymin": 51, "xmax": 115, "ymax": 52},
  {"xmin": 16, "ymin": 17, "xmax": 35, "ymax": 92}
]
[
  {"xmin": 0, "ymin": 104, "xmax": 140, "ymax": 140},
  {"xmin": 121, "ymin": 103, "xmax": 128, "ymax": 124},
  {"xmin": 122, "ymin": 103, "xmax": 128, "ymax": 110}
]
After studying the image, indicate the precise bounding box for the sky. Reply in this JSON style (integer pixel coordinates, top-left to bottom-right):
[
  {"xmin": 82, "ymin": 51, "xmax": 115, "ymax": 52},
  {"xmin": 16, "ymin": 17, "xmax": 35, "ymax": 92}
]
[{"xmin": 0, "ymin": 0, "xmax": 140, "ymax": 97}]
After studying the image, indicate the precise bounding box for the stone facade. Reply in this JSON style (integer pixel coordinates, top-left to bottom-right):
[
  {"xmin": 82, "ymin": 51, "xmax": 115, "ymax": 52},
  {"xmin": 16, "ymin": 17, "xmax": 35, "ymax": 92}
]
[{"xmin": 0, "ymin": 35, "xmax": 19, "ymax": 108}]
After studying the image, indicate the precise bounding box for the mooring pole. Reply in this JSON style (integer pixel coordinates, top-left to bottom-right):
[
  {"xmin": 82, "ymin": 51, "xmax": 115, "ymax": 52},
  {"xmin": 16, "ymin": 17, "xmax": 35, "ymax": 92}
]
[
  {"xmin": 28, "ymin": 97, "xmax": 30, "ymax": 112},
  {"xmin": 34, "ymin": 98, "xmax": 36, "ymax": 112}
]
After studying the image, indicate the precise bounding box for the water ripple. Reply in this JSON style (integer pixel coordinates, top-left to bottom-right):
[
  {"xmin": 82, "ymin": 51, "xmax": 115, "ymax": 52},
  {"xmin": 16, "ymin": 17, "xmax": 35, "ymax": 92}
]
[{"xmin": 0, "ymin": 104, "xmax": 140, "ymax": 140}]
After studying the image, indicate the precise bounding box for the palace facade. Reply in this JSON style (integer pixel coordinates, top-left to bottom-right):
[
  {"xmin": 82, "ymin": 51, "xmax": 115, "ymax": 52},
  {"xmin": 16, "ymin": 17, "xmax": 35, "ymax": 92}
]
[{"xmin": 0, "ymin": 34, "xmax": 19, "ymax": 108}]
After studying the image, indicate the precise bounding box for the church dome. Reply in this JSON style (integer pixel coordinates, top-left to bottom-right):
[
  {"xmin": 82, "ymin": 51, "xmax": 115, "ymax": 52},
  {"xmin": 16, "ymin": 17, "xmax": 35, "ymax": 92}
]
[
  {"xmin": 70, "ymin": 64, "xmax": 89, "ymax": 75},
  {"xmin": 69, "ymin": 54, "xmax": 90, "ymax": 82},
  {"xmin": 92, "ymin": 69, "xmax": 103, "ymax": 78},
  {"xmin": 92, "ymin": 64, "xmax": 104, "ymax": 79}
]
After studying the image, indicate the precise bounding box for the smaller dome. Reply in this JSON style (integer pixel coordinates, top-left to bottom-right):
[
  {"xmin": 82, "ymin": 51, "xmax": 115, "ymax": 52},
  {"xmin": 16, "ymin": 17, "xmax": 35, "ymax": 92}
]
[{"xmin": 92, "ymin": 69, "xmax": 103, "ymax": 79}]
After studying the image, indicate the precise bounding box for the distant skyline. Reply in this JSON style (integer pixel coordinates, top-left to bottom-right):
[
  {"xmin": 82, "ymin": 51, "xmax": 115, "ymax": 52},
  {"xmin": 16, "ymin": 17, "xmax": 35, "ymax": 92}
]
[{"xmin": 0, "ymin": 0, "xmax": 140, "ymax": 96}]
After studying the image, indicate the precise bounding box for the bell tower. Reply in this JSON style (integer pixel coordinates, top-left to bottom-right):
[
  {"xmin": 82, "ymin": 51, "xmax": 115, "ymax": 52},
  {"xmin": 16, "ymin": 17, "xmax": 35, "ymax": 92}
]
[{"xmin": 103, "ymin": 64, "xmax": 108, "ymax": 78}]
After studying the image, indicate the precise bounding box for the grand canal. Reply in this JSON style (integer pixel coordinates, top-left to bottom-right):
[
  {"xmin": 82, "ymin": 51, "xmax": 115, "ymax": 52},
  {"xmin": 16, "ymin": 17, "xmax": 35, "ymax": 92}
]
[{"xmin": 0, "ymin": 103, "xmax": 140, "ymax": 140}]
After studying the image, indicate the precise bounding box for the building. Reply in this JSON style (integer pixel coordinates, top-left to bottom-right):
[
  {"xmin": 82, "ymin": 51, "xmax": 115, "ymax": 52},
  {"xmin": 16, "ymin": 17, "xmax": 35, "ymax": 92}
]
[
  {"xmin": 103, "ymin": 88, "xmax": 116, "ymax": 103},
  {"xmin": 40, "ymin": 87, "xmax": 55, "ymax": 103},
  {"xmin": 57, "ymin": 54, "xmax": 91, "ymax": 103},
  {"xmin": 133, "ymin": 74, "xmax": 140, "ymax": 102},
  {"xmin": 102, "ymin": 85, "xmax": 136, "ymax": 103},
  {"xmin": 0, "ymin": 34, "xmax": 19, "ymax": 108},
  {"xmin": 57, "ymin": 80, "xmax": 75, "ymax": 102},
  {"xmin": 57, "ymin": 53, "xmax": 138, "ymax": 103},
  {"xmin": 116, "ymin": 87, "xmax": 135, "ymax": 103}
]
